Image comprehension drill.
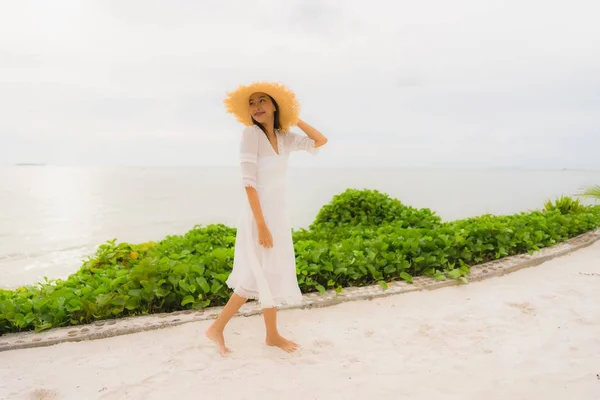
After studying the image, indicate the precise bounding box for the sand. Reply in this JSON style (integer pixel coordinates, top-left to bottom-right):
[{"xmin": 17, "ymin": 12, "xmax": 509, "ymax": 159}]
[{"xmin": 1, "ymin": 242, "xmax": 599, "ymax": 400}]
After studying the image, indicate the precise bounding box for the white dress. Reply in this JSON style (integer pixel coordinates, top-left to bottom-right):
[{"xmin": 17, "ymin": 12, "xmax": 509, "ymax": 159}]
[{"xmin": 226, "ymin": 124, "xmax": 319, "ymax": 308}]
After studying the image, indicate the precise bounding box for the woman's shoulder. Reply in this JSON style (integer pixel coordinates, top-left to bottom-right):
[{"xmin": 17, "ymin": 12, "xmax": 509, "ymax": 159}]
[
  {"xmin": 277, "ymin": 128, "xmax": 295, "ymax": 138},
  {"xmin": 279, "ymin": 129, "xmax": 300, "ymax": 141},
  {"xmin": 240, "ymin": 124, "xmax": 261, "ymax": 140},
  {"xmin": 242, "ymin": 124, "xmax": 260, "ymax": 134}
]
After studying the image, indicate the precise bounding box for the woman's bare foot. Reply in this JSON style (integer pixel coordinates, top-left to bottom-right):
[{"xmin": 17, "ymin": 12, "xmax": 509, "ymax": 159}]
[
  {"xmin": 205, "ymin": 325, "xmax": 231, "ymax": 356},
  {"xmin": 266, "ymin": 334, "xmax": 300, "ymax": 353}
]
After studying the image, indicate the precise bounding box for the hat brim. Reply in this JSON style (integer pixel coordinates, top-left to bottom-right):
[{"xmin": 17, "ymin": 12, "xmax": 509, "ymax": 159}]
[{"xmin": 223, "ymin": 81, "xmax": 300, "ymax": 132}]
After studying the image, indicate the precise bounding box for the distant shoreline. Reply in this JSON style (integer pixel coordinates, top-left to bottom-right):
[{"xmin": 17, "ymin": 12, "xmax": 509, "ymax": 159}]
[{"xmin": 3, "ymin": 164, "xmax": 600, "ymax": 172}]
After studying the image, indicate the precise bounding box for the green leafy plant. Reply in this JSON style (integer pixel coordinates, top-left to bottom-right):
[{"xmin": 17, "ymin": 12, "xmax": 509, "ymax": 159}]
[
  {"xmin": 543, "ymin": 195, "xmax": 586, "ymax": 215},
  {"xmin": 578, "ymin": 184, "xmax": 600, "ymax": 201},
  {"xmin": 1, "ymin": 190, "xmax": 599, "ymax": 335},
  {"xmin": 310, "ymin": 189, "xmax": 441, "ymax": 230}
]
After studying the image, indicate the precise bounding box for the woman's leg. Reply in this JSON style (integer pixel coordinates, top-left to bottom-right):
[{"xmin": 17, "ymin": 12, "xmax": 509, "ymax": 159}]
[
  {"xmin": 205, "ymin": 293, "xmax": 247, "ymax": 356},
  {"xmin": 263, "ymin": 307, "xmax": 299, "ymax": 353}
]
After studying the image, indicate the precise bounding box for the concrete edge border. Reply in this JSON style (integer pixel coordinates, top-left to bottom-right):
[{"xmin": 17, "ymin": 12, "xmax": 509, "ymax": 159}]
[{"xmin": 1, "ymin": 229, "xmax": 599, "ymax": 352}]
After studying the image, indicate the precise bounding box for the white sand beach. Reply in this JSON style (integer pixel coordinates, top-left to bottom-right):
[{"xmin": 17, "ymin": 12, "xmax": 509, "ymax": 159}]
[{"xmin": 1, "ymin": 241, "xmax": 599, "ymax": 400}]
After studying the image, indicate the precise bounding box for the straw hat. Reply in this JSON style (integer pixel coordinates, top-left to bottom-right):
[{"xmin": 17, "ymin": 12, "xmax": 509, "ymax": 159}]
[{"xmin": 223, "ymin": 81, "xmax": 300, "ymax": 132}]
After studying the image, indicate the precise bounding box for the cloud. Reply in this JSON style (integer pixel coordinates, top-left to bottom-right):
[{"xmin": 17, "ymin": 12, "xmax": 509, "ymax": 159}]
[{"xmin": 0, "ymin": 0, "xmax": 599, "ymax": 168}]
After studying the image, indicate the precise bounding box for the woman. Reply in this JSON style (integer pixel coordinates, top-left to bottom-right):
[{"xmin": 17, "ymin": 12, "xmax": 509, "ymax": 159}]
[{"xmin": 206, "ymin": 82, "xmax": 328, "ymax": 355}]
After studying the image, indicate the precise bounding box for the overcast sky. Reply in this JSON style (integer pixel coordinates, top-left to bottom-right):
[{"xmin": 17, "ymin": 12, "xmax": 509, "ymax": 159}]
[{"xmin": 1, "ymin": 0, "xmax": 599, "ymax": 168}]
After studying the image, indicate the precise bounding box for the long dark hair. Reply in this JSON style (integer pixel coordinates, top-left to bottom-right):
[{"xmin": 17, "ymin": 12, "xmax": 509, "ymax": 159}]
[{"xmin": 252, "ymin": 95, "xmax": 282, "ymax": 135}]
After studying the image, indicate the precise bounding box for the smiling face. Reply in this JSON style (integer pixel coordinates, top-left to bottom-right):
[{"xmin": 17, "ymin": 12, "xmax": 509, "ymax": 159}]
[{"xmin": 249, "ymin": 92, "xmax": 276, "ymax": 125}]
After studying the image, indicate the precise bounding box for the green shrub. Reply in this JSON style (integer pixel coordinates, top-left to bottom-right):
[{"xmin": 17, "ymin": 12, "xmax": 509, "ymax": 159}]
[
  {"xmin": 544, "ymin": 195, "xmax": 586, "ymax": 214},
  {"xmin": 1, "ymin": 190, "xmax": 599, "ymax": 335},
  {"xmin": 293, "ymin": 208, "xmax": 600, "ymax": 294},
  {"xmin": 0, "ymin": 224, "xmax": 238, "ymax": 334},
  {"xmin": 310, "ymin": 188, "xmax": 441, "ymax": 229}
]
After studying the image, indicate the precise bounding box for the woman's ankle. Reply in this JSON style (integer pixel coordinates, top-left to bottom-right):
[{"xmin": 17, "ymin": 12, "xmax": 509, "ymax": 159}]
[
  {"xmin": 265, "ymin": 331, "xmax": 281, "ymax": 339},
  {"xmin": 208, "ymin": 320, "xmax": 226, "ymax": 332}
]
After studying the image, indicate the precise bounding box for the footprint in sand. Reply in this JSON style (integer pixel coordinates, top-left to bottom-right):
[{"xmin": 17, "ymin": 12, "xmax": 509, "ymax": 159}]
[
  {"xmin": 166, "ymin": 358, "xmax": 185, "ymax": 367},
  {"xmin": 340, "ymin": 356, "xmax": 363, "ymax": 369},
  {"xmin": 174, "ymin": 345, "xmax": 202, "ymax": 357},
  {"xmin": 313, "ymin": 339, "xmax": 334, "ymax": 348},
  {"xmin": 507, "ymin": 302, "xmax": 536, "ymax": 315},
  {"xmin": 30, "ymin": 389, "xmax": 60, "ymax": 400},
  {"xmin": 418, "ymin": 324, "xmax": 433, "ymax": 335},
  {"xmin": 98, "ymin": 373, "xmax": 162, "ymax": 400},
  {"xmin": 307, "ymin": 339, "xmax": 335, "ymax": 358}
]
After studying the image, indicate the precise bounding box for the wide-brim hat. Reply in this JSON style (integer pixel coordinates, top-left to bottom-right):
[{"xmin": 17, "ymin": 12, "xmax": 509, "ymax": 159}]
[{"xmin": 223, "ymin": 81, "xmax": 300, "ymax": 132}]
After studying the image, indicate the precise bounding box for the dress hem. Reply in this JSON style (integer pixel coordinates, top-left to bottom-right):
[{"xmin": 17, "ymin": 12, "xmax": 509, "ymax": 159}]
[{"xmin": 226, "ymin": 279, "xmax": 303, "ymax": 309}]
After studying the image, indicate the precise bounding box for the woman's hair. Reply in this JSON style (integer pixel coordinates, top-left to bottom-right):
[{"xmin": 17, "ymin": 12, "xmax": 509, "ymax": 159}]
[{"xmin": 252, "ymin": 95, "xmax": 282, "ymax": 134}]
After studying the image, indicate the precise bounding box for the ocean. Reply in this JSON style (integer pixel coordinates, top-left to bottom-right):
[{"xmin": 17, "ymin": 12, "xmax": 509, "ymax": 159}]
[{"xmin": 1, "ymin": 166, "xmax": 598, "ymax": 289}]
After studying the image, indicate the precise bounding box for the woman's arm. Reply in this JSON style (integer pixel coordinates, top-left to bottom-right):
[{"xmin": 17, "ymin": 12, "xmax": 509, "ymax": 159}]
[
  {"xmin": 239, "ymin": 126, "xmax": 273, "ymax": 247},
  {"xmin": 245, "ymin": 187, "xmax": 273, "ymax": 247},
  {"xmin": 296, "ymin": 119, "xmax": 328, "ymax": 148},
  {"xmin": 245, "ymin": 187, "xmax": 266, "ymax": 227}
]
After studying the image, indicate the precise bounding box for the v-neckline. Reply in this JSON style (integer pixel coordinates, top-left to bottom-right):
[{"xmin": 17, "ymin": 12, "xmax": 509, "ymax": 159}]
[{"xmin": 264, "ymin": 130, "xmax": 280, "ymax": 156}]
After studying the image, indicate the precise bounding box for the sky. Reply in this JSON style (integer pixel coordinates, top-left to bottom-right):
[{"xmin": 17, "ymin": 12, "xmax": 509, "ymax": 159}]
[{"xmin": 1, "ymin": 0, "xmax": 599, "ymax": 169}]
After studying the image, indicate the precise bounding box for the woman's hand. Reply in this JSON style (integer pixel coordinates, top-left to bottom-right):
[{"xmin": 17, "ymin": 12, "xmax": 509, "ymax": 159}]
[{"xmin": 258, "ymin": 223, "xmax": 274, "ymax": 248}]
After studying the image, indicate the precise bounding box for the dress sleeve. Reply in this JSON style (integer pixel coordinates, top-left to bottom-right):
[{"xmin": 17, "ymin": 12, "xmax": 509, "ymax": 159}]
[
  {"xmin": 287, "ymin": 132, "xmax": 319, "ymax": 155},
  {"xmin": 239, "ymin": 126, "xmax": 259, "ymax": 188}
]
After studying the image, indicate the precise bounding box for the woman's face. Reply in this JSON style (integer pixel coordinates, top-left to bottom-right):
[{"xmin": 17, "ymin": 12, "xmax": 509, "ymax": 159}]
[{"xmin": 249, "ymin": 92, "xmax": 276, "ymax": 124}]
